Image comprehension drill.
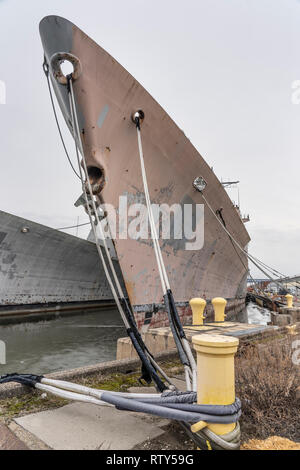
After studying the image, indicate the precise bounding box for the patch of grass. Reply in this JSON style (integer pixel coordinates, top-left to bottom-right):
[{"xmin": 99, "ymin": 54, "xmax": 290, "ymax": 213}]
[
  {"xmin": 77, "ymin": 358, "xmax": 184, "ymax": 392},
  {"xmin": 0, "ymin": 391, "xmax": 67, "ymax": 421},
  {"xmin": 81, "ymin": 371, "xmax": 147, "ymax": 392}
]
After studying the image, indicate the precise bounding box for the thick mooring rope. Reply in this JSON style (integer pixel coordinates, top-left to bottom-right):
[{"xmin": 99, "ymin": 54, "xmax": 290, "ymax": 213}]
[{"xmin": 133, "ymin": 112, "xmax": 197, "ymax": 392}]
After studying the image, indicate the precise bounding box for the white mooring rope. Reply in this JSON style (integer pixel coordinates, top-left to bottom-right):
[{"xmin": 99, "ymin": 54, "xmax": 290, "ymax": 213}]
[
  {"xmin": 134, "ymin": 114, "xmax": 197, "ymax": 391},
  {"xmin": 68, "ymin": 79, "xmax": 175, "ymax": 389}
]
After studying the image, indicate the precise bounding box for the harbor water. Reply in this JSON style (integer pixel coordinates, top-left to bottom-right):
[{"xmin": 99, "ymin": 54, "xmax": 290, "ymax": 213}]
[
  {"xmin": 0, "ymin": 302, "xmax": 271, "ymax": 376},
  {"xmin": 0, "ymin": 308, "xmax": 126, "ymax": 375}
]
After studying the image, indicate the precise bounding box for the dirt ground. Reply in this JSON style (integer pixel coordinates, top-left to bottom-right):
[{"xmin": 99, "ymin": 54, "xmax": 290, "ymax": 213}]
[{"xmin": 241, "ymin": 436, "xmax": 300, "ymax": 450}]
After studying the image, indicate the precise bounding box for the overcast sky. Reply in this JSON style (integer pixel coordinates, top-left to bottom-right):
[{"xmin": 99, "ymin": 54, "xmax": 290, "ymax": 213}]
[{"xmin": 0, "ymin": 0, "xmax": 299, "ymax": 278}]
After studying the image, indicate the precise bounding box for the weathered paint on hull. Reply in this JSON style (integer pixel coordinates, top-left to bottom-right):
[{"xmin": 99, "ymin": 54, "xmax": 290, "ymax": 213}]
[
  {"xmin": 0, "ymin": 210, "xmax": 121, "ymax": 306},
  {"xmin": 39, "ymin": 16, "xmax": 250, "ymax": 329}
]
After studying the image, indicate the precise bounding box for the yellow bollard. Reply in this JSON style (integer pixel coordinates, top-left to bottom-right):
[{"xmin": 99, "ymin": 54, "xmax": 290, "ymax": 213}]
[
  {"xmin": 212, "ymin": 297, "xmax": 227, "ymax": 322},
  {"xmin": 189, "ymin": 298, "xmax": 206, "ymax": 326},
  {"xmin": 192, "ymin": 334, "xmax": 239, "ymax": 436},
  {"xmin": 286, "ymin": 294, "xmax": 293, "ymax": 308}
]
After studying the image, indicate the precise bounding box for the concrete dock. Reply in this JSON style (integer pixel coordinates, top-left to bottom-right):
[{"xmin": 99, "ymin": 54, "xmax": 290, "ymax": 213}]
[{"xmin": 116, "ymin": 320, "xmax": 278, "ymax": 360}]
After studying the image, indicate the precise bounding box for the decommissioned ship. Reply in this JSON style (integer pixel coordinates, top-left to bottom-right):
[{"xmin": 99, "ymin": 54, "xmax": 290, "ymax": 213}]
[
  {"xmin": 11, "ymin": 15, "xmax": 250, "ymax": 330},
  {"xmin": 0, "ymin": 210, "xmax": 122, "ymax": 316}
]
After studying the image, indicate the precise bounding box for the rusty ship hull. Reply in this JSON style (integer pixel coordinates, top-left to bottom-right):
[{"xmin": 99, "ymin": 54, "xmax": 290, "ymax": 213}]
[{"xmin": 40, "ymin": 16, "xmax": 250, "ymax": 329}]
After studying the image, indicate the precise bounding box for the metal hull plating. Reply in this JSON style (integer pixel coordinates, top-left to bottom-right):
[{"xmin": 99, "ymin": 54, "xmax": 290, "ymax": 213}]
[
  {"xmin": 40, "ymin": 16, "xmax": 250, "ymax": 327},
  {"xmin": 0, "ymin": 210, "xmax": 118, "ymax": 308}
]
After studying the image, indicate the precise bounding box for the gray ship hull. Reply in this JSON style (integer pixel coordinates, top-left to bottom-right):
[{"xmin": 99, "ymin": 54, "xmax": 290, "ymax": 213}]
[{"xmin": 0, "ymin": 210, "xmax": 118, "ymax": 308}]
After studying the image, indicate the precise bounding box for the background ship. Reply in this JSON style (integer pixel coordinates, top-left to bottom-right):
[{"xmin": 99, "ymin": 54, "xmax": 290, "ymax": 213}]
[
  {"xmin": 0, "ymin": 210, "xmax": 120, "ymax": 318},
  {"xmin": 38, "ymin": 16, "xmax": 251, "ymax": 329}
]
